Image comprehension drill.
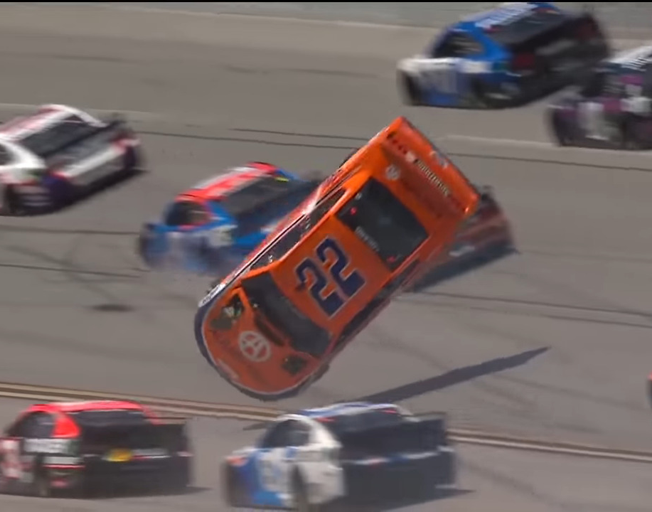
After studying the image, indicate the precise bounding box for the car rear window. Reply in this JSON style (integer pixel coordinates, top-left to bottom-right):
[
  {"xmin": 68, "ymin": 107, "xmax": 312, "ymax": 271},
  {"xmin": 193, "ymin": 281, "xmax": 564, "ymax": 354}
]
[{"xmin": 19, "ymin": 116, "xmax": 97, "ymax": 157}]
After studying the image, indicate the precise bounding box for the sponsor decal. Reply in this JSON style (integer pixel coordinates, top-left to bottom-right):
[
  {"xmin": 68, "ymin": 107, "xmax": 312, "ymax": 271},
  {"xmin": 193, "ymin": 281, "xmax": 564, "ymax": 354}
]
[
  {"xmin": 385, "ymin": 165, "xmax": 400, "ymax": 181},
  {"xmin": 238, "ymin": 331, "xmax": 272, "ymax": 363},
  {"xmin": 23, "ymin": 439, "xmax": 72, "ymax": 455}
]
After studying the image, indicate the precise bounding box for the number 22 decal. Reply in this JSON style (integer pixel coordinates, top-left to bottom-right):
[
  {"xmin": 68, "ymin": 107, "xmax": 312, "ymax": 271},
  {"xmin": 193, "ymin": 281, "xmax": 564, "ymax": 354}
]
[{"xmin": 295, "ymin": 238, "xmax": 365, "ymax": 316}]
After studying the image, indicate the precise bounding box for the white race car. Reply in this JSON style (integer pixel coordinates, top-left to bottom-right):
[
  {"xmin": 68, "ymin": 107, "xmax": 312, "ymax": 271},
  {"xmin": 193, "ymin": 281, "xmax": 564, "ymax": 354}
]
[
  {"xmin": 222, "ymin": 402, "xmax": 455, "ymax": 510},
  {"xmin": 0, "ymin": 103, "xmax": 142, "ymax": 215}
]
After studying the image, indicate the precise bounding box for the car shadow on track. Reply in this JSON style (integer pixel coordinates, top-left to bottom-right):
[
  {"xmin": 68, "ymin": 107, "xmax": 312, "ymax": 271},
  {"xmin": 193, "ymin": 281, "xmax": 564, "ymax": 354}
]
[
  {"xmin": 355, "ymin": 347, "xmax": 549, "ymax": 404},
  {"xmin": 341, "ymin": 487, "xmax": 473, "ymax": 511},
  {"xmin": 83, "ymin": 484, "xmax": 211, "ymax": 500},
  {"xmin": 243, "ymin": 347, "xmax": 549, "ymax": 433}
]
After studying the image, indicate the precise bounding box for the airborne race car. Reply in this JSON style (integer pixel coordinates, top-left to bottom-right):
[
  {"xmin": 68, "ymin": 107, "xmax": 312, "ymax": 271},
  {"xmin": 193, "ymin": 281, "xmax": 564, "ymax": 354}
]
[
  {"xmin": 548, "ymin": 44, "xmax": 652, "ymax": 149},
  {"xmin": 222, "ymin": 402, "xmax": 455, "ymax": 510},
  {"xmin": 194, "ymin": 116, "xmax": 480, "ymax": 401},
  {"xmin": 0, "ymin": 104, "xmax": 141, "ymax": 215},
  {"xmin": 138, "ymin": 162, "xmax": 321, "ymax": 277},
  {"xmin": 0, "ymin": 400, "xmax": 192, "ymax": 497},
  {"xmin": 397, "ymin": 2, "xmax": 609, "ymax": 109}
]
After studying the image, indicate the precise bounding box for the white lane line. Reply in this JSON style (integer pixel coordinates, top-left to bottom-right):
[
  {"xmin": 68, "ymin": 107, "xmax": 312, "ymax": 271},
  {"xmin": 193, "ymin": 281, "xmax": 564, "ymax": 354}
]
[
  {"xmin": 84, "ymin": 4, "xmax": 652, "ymax": 42},
  {"xmin": 442, "ymin": 134, "xmax": 553, "ymax": 148},
  {"xmin": 443, "ymin": 134, "xmax": 652, "ymax": 158},
  {"xmin": 0, "ymin": 102, "xmax": 160, "ymax": 121}
]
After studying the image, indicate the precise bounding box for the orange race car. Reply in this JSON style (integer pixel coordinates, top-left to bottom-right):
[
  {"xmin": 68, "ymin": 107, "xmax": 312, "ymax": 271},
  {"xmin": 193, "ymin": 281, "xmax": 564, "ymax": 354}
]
[{"xmin": 193, "ymin": 116, "xmax": 480, "ymax": 401}]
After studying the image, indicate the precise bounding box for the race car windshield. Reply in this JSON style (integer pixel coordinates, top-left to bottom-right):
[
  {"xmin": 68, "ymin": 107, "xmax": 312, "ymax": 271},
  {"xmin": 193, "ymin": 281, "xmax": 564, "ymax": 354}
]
[
  {"xmin": 336, "ymin": 178, "xmax": 428, "ymax": 272},
  {"xmin": 482, "ymin": 9, "xmax": 566, "ymax": 46},
  {"xmin": 19, "ymin": 119, "xmax": 98, "ymax": 157},
  {"xmin": 241, "ymin": 271, "xmax": 331, "ymax": 358},
  {"xmin": 164, "ymin": 201, "xmax": 209, "ymax": 226}
]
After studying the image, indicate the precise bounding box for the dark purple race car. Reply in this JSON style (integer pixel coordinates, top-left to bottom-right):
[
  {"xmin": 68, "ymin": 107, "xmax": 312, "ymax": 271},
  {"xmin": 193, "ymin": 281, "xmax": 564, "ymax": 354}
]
[{"xmin": 547, "ymin": 44, "xmax": 652, "ymax": 150}]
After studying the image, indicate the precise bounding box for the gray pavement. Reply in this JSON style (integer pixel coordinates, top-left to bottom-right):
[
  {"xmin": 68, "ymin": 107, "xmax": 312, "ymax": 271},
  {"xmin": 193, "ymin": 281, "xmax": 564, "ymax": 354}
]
[{"xmin": 0, "ymin": 4, "xmax": 650, "ymax": 509}]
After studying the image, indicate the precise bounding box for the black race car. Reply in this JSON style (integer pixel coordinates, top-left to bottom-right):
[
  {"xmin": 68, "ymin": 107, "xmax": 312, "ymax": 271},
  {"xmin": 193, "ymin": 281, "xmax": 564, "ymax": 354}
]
[
  {"xmin": 548, "ymin": 44, "xmax": 652, "ymax": 149},
  {"xmin": 0, "ymin": 400, "xmax": 192, "ymax": 497}
]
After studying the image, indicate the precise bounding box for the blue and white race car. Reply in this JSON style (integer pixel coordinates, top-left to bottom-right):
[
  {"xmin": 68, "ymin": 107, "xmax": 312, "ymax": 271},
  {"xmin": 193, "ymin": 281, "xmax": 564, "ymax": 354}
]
[
  {"xmin": 397, "ymin": 2, "xmax": 609, "ymax": 108},
  {"xmin": 221, "ymin": 402, "xmax": 455, "ymax": 510},
  {"xmin": 137, "ymin": 162, "xmax": 321, "ymax": 276}
]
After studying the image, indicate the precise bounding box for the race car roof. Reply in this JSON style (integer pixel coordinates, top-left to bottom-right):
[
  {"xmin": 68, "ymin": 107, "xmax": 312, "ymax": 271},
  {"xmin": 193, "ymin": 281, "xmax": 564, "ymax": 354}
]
[
  {"xmin": 180, "ymin": 164, "xmax": 283, "ymax": 202},
  {"xmin": 460, "ymin": 2, "xmax": 560, "ymax": 29},
  {"xmin": 299, "ymin": 402, "xmax": 401, "ymax": 419},
  {"xmin": 29, "ymin": 400, "xmax": 145, "ymax": 414}
]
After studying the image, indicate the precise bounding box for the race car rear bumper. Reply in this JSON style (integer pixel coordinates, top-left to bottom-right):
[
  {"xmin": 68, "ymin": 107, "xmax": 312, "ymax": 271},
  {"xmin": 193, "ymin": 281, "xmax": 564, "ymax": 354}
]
[{"xmin": 50, "ymin": 456, "xmax": 191, "ymax": 494}]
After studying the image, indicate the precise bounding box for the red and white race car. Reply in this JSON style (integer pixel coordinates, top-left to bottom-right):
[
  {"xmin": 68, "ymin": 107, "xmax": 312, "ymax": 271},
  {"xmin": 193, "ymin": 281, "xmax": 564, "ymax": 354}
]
[
  {"xmin": 411, "ymin": 185, "xmax": 515, "ymax": 289},
  {"xmin": 0, "ymin": 103, "xmax": 142, "ymax": 215}
]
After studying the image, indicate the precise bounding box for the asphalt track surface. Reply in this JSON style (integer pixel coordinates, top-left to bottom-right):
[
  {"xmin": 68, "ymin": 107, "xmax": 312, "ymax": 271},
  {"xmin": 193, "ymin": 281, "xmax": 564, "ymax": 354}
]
[{"xmin": 0, "ymin": 3, "xmax": 651, "ymax": 510}]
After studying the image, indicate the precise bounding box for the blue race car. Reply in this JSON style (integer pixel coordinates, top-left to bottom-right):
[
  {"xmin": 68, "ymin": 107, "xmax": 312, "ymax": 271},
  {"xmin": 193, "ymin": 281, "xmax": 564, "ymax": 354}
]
[
  {"xmin": 137, "ymin": 162, "xmax": 321, "ymax": 276},
  {"xmin": 397, "ymin": 2, "xmax": 609, "ymax": 109},
  {"xmin": 221, "ymin": 402, "xmax": 455, "ymax": 510}
]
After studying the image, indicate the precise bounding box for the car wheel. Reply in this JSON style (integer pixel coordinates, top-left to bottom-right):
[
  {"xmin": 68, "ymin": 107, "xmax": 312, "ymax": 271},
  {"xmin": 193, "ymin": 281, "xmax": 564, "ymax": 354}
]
[
  {"xmin": 2, "ymin": 187, "xmax": 22, "ymax": 216},
  {"xmin": 548, "ymin": 110, "xmax": 571, "ymax": 146},
  {"xmin": 398, "ymin": 72, "xmax": 422, "ymax": 106},
  {"xmin": 292, "ymin": 472, "xmax": 314, "ymax": 512},
  {"xmin": 124, "ymin": 145, "xmax": 144, "ymax": 173},
  {"xmin": 32, "ymin": 468, "xmax": 52, "ymax": 498},
  {"xmin": 470, "ymin": 79, "xmax": 505, "ymax": 109},
  {"xmin": 621, "ymin": 117, "xmax": 643, "ymax": 150},
  {"xmin": 222, "ymin": 463, "xmax": 245, "ymax": 508}
]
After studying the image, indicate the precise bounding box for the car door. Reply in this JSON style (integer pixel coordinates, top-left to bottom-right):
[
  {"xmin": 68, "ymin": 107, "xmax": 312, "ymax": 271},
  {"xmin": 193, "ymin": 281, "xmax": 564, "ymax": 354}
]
[
  {"xmin": 418, "ymin": 32, "xmax": 485, "ymax": 105},
  {"xmin": 294, "ymin": 423, "xmax": 345, "ymax": 504},
  {"xmin": 576, "ymin": 70, "xmax": 625, "ymax": 142},
  {"xmin": 253, "ymin": 420, "xmax": 295, "ymax": 506}
]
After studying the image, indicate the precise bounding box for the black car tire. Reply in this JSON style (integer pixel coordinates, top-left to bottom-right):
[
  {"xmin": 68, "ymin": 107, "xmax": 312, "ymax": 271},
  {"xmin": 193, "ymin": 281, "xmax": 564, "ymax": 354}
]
[
  {"xmin": 292, "ymin": 472, "xmax": 316, "ymax": 512},
  {"xmin": 222, "ymin": 463, "xmax": 246, "ymax": 508},
  {"xmin": 470, "ymin": 78, "xmax": 510, "ymax": 109},
  {"xmin": 166, "ymin": 468, "xmax": 190, "ymax": 493},
  {"xmin": 2, "ymin": 187, "xmax": 22, "ymax": 216},
  {"xmin": 31, "ymin": 467, "xmax": 52, "ymax": 498},
  {"xmin": 398, "ymin": 72, "xmax": 423, "ymax": 106},
  {"xmin": 548, "ymin": 109, "xmax": 572, "ymax": 147},
  {"xmin": 620, "ymin": 115, "xmax": 646, "ymax": 150}
]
